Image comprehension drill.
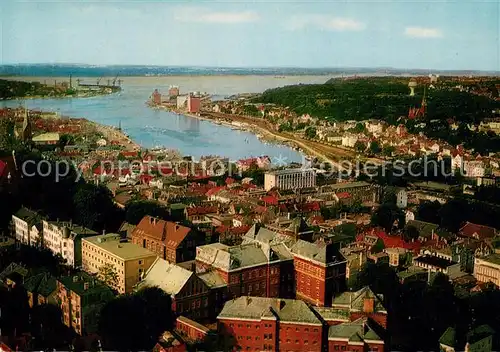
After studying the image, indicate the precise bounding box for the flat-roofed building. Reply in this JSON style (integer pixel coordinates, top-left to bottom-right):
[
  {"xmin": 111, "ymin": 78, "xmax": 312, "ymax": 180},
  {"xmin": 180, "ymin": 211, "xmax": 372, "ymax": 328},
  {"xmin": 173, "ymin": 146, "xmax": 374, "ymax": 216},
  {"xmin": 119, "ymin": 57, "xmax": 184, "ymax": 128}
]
[
  {"xmin": 82, "ymin": 233, "xmax": 158, "ymax": 293},
  {"xmin": 264, "ymin": 168, "xmax": 316, "ymax": 191},
  {"xmin": 474, "ymin": 254, "xmax": 500, "ymax": 287}
]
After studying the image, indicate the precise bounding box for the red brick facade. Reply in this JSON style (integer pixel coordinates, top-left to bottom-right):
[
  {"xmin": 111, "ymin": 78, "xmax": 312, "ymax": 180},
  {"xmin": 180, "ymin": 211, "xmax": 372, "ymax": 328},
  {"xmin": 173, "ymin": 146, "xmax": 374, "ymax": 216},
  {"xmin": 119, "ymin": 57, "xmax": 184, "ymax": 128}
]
[
  {"xmin": 171, "ymin": 275, "xmax": 210, "ymax": 321},
  {"xmin": 132, "ymin": 216, "xmax": 204, "ymax": 263}
]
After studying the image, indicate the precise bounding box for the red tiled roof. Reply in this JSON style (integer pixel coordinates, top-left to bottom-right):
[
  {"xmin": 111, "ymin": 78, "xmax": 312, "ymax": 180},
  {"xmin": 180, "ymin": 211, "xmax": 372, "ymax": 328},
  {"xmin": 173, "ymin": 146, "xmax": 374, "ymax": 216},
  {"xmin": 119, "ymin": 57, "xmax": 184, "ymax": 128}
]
[
  {"xmin": 261, "ymin": 195, "xmax": 278, "ymax": 205},
  {"xmin": 364, "ymin": 229, "xmax": 421, "ymax": 253},
  {"xmin": 206, "ymin": 186, "xmax": 226, "ymax": 197},
  {"xmin": 186, "ymin": 205, "xmax": 218, "ymax": 216},
  {"xmin": 299, "ymin": 201, "xmax": 320, "ymax": 212},
  {"xmin": 336, "ymin": 192, "xmax": 351, "ymax": 199},
  {"xmin": 459, "ymin": 222, "xmax": 496, "ymax": 240},
  {"xmin": 225, "ymin": 177, "xmax": 236, "ymax": 185},
  {"xmin": 133, "ymin": 216, "xmax": 191, "ymax": 248}
]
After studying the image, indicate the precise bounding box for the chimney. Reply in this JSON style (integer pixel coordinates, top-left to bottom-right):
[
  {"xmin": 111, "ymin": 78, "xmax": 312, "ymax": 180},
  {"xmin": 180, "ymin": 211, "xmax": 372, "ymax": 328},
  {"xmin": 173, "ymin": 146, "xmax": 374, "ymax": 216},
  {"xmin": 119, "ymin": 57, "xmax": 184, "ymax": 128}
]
[
  {"xmin": 83, "ymin": 282, "xmax": 89, "ymax": 291},
  {"xmin": 246, "ymin": 296, "xmax": 251, "ymax": 305},
  {"xmin": 363, "ymin": 297, "xmax": 374, "ymax": 313},
  {"xmin": 102, "ymin": 229, "xmax": 106, "ymax": 236}
]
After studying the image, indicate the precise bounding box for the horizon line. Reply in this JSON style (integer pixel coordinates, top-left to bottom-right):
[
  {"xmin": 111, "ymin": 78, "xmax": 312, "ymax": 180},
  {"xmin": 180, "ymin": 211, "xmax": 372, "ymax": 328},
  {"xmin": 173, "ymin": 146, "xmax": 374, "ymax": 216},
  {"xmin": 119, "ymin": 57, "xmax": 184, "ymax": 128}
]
[{"xmin": 1, "ymin": 63, "xmax": 499, "ymax": 73}]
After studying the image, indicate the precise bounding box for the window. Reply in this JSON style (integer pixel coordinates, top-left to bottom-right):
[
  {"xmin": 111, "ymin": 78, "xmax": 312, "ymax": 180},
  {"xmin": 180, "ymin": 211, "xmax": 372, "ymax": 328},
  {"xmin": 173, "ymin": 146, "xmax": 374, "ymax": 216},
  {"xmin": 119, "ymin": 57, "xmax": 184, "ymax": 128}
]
[
  {"xmin": 341, "ymin": 346, "xmax": 346, "ymax": 351},
  {"xmin": 295, "ymin": 340, "xmax": 299, "ymax": 344},
  {"xmin": 334, "ymin": 346, "xmax": 339, "ymax": 351},
  {"xmin": 304, "ymin": 340, "xmax": 308, "ymax": 345}
]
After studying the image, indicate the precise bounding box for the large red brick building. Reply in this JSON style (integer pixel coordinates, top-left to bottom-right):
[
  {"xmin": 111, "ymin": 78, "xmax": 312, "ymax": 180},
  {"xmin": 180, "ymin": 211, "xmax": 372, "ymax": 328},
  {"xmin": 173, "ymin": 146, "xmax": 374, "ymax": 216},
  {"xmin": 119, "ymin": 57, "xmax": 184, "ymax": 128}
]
[
  {"xmin": 195, "ymin": 225, "xmax": 296, "ymax": 306},
  {"xmin": 290, "ymin": 239, "xmax": 347, "ymax": 307},
  {"xmin": 217, "ymin": 288, "xmax": 386, "ymax": 352},
  {"xmin": 217, "ymin": 296, "xmax": 323, "ymax": 352},
  {"xmin": 132, "ymin": 216, "xmax": 204, "ymax": 263}
]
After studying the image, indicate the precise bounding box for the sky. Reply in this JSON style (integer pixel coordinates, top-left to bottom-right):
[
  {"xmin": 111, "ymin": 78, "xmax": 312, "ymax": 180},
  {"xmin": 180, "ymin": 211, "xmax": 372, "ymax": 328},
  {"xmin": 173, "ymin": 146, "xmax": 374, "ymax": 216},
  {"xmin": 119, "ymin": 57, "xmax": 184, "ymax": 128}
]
[{"xmin": 1, "ymin": 0, "xmax": 499, "ymax": 71}]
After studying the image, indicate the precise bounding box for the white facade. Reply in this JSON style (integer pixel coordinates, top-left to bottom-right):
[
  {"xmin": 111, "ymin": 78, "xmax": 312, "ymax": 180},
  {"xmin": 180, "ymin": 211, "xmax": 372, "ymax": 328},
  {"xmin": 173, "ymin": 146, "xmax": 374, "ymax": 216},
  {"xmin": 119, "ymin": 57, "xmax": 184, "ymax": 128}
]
[
  {"xmin": 474, "ymin": 255, "xmax": 500, "ymax": 287},
  {"xmin": 396, "ymin": 189, "xmax": 408, "ymax": 209},
  {"xmin": 264, "ymin": 168, "xmax": 316, "ymax": 191},
  {"xmin": 42, "ymin": 221, "xmax": 97, "ymax": 267},
  {"xmin": 341, "ymin": 134, "xmax": 359, "ymax": 148},
  {"xmin": 12, "ymin": 209, "xmax": 42, "ymax": 246}
]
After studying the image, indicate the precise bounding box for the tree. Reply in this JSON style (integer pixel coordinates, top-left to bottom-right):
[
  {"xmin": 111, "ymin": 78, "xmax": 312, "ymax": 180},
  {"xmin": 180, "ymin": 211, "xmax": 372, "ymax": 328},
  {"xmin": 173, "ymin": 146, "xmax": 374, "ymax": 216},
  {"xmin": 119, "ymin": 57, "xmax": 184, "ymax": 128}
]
[
  {"xmin": 354, "ymin": 140, "xmax": 366, "ymax": 152},
  {"xmin": 403, "ymin": 225, "xmax": 419, "ymax": 242},
  {"xmin": 99, "ymin": 287, "xmax": 173, "ymax": 351},
  {"xmin": 99, "ymin": 263, "xmax": 119, "ymax": 289},
  {"xmin": 371, "ymin": 203, "xmax": 405, "ymax": 232},
  {"xmin": 439, "ymin": 198, "xmax": 469, "ymax": 233},
  {"xmin": 382, "ymin": 145, "xmax": 396, "ymax": 157},
  {"xmin": 417, "ymin": 201, "xmax": 442, "ymax": 224},
  {"xmin": 73, "ymin": 183, "xmax": 121, "ymax": 231},
  {"xmin": 305, "ymin": 127, "xmax": 317, "ymax": 139},
  {"xmin": 369, "ymin": 141, "xmax": 381, "ymax": 154},
  {"xmin": 125, "ymin": 200, "xmax": 170, "ymax": 225}
]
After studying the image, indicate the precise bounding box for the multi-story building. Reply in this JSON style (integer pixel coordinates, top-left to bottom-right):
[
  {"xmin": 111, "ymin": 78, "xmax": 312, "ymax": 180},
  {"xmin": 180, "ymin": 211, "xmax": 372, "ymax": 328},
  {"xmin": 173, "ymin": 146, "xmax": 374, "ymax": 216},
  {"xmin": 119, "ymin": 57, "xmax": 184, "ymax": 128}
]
[
  {"xmin": 168, "ymin": 85, "xmax": 180, "ymax": 98},
  {"xmin": 264, "ymin": 168, "xmax": 316, "ymax": 191},
  {"xmin": 217, "ymin": 296, "xmax": 323, "ymax": 352},
  {"xmin": 196, "ymin": 225, "xmax": 296, "ymax": 302},
  {"xmin": 81, "ymin": 233, "xmax": 158, "ymax": 294},
  {"xmin": 328, "ymin": 317, "xmax": 384, "ymax": 352},
  {"xmin": 57, "ymin": 272, "xmax": 114, "ymax": 335},
  {"xmin": 131, "ymin": 216, "xmax": 204, "ymax": 263},
  {"xmin": 474, "ymin": 254, "xmax": 500, "ymax": 287},
  {"xmin": 439, "ymin": 324, "xmax": 494, "ymax": 352},
  {"xmin": 151, "ymin": 89, "xmax": 162, "ymax": 105},
  {"xmin": 138, "ymin": 258, "xmax": 210, "ymax": 320},
  {"xmin": 290, "ymin": 239, "xmax": 347, "ymax": 307},
  {"xmin": 187, "ymin": 95, "xmax": 201, "ymax": 114},
  {"xmin": 330, "ymin": 286, "xmax": 388, "ymax": 328},
  {"xmin": 23, "ymin": 271, "xmax": 57, "ymax": 308},
  {"xmin": 175, "ymin": 316, "xmax": 211, "ymax": 344},
  {"xmin": 11, "ymin": 208, "xmax": 44, "ymax": 246},
  {"xmin": 42, "ymin": 220, "xmax": 97, "ymax": 267}
]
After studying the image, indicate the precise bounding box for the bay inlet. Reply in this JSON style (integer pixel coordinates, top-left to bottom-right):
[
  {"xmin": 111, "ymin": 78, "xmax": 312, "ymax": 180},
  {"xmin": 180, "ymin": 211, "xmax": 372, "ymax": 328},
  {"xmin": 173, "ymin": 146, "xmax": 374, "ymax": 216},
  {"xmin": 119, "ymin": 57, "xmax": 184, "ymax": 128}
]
[{"xmin": 1, "ymin": 75, "xmax": 330, "ymax": 163}]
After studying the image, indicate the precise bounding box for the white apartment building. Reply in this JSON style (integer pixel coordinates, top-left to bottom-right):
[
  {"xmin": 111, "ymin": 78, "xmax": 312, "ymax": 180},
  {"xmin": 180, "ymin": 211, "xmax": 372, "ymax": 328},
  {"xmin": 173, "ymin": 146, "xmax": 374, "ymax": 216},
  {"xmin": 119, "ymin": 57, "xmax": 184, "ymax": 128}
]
[
  {"xmin": 42, "ymin": 220, "xmax": 97, "ymax": 267},
  {"xmin": 12, "ymin": 208, "xmax": 43, "ymax": 246},
  {"xmin": 264, "ymin": 168, "xmax": 316, "ymax": 191},
  {"xmin": 341, "ymin": 134, "xmax": 359, "ymax": 148},
  {"xmin": 474, "ymin": 254, "xmax": 500, "ymax": 287}
]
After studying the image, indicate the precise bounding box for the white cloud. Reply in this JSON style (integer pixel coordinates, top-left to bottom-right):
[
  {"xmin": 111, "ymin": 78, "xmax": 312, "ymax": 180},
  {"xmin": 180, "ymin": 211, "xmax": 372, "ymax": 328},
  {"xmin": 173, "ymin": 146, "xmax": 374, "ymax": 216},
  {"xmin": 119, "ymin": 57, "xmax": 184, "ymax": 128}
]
[
  {"xmin": 174, "ymin": 6, "xmax": 259, "ymax": 24},
  {"xmin": 404, "ymin": 26, "xmax": 443, "ymax": 38},
  {"xmin": 286, "ymin": 15, "xmax": 366, "ymax": 32}
]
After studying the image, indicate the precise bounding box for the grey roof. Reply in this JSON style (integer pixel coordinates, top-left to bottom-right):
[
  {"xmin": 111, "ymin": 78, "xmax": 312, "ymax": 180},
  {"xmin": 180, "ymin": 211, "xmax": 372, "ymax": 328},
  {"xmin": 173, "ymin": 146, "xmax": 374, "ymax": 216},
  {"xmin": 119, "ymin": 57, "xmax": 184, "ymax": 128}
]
[
  {"xmin": 328, "ymin": 317, "xmax": 382, "ymax": 342},
  {"xmin": 218, "ymin": 296, "xmax": 322, "ymax": 325},
  {"xmin": 290, "ymin": 240, "xmax": 345, "ymax": 265},
  {"xmin": 0, "ymin": 262, "xmax": 28, "ymax": 282},
  {"xmin": 406, "ymin": 220, "xmax": 439, "ymax": 238},
  {"xmin": 312, "ymin": 307, "xmax": 350, "ymax": 322},
  {"xmin": 198, "ymin": 270, "xmax": 227, "ymax": 289},
  {"xmin": 197, "ymin": 242, "xmax": 271, "ymax": 271},
  {"xmin": 321, "ymin": 181, "xmax": 371, "ymax": 193},
  {"xmin": 13, "ymin": 207, "xmax": 43, "ymax": 226},
  {"xmin": 332, "ymin": 286, "xmax": 386, "ymax": 313},
  {"xmin": 138, "ymin": 257, "xmax": 193, "ymax": 295}
]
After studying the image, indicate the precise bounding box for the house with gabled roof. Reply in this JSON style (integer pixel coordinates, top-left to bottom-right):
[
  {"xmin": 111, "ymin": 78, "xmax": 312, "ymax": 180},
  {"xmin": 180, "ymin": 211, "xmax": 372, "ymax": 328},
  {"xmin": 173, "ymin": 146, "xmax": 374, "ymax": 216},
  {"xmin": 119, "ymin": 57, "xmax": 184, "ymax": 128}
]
[
  {"xmin": 331, "ymin": 286, "xmax": 388, "ymax": 328},
  {"xmin": 137, "ymin": 258, "xmax": 210, "ymax": 320},
  {"xmin": 131, "ymin": 216, "xmax": 204, "ymax": 263},
  {"xmin": 328, "ymin": 317, "xmax": 384, "ymax": 352},
  {"xmin": 23, "ymin": 271, "xmax": 57, "ymax": 307},
  {"xmin": 12, "ymin": 207, "xmax": 44, "ymax": 246}
]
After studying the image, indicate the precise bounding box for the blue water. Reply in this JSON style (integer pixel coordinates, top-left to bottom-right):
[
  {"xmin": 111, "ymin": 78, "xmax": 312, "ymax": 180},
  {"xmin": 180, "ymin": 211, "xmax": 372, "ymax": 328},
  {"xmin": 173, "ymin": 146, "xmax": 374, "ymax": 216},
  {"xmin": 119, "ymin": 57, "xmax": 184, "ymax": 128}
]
[{"xmin": 1, "ymin": 81, "xmax": 304, "ymax": 163}]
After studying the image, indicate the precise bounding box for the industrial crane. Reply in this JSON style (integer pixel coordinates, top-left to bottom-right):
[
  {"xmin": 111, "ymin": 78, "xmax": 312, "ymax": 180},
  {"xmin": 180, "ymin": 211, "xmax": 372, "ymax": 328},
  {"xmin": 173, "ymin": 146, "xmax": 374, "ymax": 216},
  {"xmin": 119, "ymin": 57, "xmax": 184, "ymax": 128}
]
[
  {"xmin": 112, "ymin": 74, "xmax": 119, "ymax": 86},
  {"xmin": 96, "ymin": 77, "xmax": 102, "ymax": 86}
]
